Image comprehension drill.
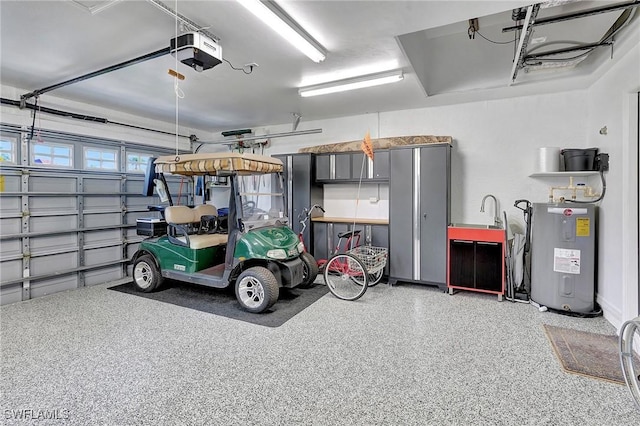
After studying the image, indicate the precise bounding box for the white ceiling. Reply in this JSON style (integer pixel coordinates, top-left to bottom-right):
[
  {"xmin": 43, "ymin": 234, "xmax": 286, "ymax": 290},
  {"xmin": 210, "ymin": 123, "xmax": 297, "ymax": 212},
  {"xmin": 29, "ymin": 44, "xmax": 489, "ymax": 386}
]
[{"xmin": 1, "ymin": 1, "xmax": 638, "ymax": 134}]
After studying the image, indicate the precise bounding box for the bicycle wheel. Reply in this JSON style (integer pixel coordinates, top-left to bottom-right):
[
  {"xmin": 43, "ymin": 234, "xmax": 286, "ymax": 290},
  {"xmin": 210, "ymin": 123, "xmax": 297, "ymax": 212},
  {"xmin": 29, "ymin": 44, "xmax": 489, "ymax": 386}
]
[
  {"xmin": 323, "ymin": 253, "xmax": 368, "ymax": 301},
  {"xmin": 368, "ymin": 268, "xmax": 384, "ymax": 287},
  {"xmin": 620, "ymin": 317, "xmax": 640, "ymax": 411}
]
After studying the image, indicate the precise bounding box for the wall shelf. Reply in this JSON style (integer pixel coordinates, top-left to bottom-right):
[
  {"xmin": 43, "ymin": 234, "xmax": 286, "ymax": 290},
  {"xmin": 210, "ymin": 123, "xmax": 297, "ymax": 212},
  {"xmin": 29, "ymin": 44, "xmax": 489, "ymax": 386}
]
[{"xmin": 529, "ymin": 171, "xmax": 599, "ymax": 177}]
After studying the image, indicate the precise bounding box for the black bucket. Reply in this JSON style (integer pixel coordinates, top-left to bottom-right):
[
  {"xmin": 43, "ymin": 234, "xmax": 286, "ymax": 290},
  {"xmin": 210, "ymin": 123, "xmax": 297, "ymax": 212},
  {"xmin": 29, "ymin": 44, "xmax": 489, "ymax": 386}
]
[{"xmin": 561, "ymin": 148, "xmax": 598, "ymax": 171}]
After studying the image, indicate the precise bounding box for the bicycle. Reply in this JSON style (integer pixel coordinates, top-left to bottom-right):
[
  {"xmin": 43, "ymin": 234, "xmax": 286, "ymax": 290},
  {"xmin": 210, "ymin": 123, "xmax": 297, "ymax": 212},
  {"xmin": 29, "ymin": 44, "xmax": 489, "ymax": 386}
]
[{"xmin": 297, "ymin": 205, "xmax": 388, "ymax": 301}]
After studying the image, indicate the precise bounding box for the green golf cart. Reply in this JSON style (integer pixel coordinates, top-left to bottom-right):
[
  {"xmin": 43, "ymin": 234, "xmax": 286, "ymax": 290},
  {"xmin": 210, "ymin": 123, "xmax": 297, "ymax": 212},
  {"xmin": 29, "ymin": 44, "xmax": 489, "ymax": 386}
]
[{"xmin": 130, "ymin": 152, "xmax": 318, "ymax": 313}]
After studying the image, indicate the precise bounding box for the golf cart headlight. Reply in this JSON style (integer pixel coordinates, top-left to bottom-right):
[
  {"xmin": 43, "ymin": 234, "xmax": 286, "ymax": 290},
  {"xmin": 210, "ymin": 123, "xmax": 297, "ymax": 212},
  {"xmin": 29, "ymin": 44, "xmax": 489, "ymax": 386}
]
[
  {"xmin": 297, "ymin": 242, "xmax": 305, "ymax": 254},
  {"xmin": 267, "ymin": 249, "xmax": 287, "ymax": 259}
]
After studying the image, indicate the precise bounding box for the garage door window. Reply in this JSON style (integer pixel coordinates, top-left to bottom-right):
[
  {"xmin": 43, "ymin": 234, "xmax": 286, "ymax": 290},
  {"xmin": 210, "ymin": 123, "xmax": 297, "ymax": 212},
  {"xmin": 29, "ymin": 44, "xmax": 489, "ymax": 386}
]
[
  {"xmin": 0, "ymin": 138, "xmax": 16, "ymax": 164},
  {"xmin": 31, "ymin": 142, "xmax": 73, "ymax": 167},
  {"xmin": 84, "ymin": 147, "xmax": 118, "ymax": 171},
  {"xmin": 126, "ymin": 152, "xmax": 151, "ymax": 173}
]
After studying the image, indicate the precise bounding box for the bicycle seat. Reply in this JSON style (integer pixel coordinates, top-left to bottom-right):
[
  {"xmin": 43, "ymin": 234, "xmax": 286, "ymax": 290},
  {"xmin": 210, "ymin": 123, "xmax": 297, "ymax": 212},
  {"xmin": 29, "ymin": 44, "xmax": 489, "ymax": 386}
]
[{"xmin": 338, "ymin": 230, "xmax": 361, "ymax": 239}]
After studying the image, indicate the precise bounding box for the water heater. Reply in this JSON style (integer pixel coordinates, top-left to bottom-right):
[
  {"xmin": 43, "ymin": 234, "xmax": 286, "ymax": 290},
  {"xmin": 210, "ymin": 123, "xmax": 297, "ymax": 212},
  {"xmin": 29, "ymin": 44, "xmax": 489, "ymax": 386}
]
[{"xmin": 531, "ymin": 203, "xmax": 596, "ymax": 313}]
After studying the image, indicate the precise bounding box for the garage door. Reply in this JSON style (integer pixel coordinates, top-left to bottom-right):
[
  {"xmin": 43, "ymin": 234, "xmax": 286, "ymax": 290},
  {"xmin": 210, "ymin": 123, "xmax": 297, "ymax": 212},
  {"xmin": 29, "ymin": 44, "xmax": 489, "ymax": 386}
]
[{"xmin": 0, "ymin": 125, "xmax": 190, "ymax": 305}]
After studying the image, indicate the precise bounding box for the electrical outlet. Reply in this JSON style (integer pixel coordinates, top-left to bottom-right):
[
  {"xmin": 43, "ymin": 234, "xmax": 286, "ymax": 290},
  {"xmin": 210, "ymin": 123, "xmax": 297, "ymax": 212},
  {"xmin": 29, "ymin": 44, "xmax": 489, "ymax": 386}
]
[
  {"xmin": 369, "ymin": 197, "xmax": 379, "ymax": 204},
  {"xmin": 596, "ymin": 153, "xmax": 609, "ymax": 171}
]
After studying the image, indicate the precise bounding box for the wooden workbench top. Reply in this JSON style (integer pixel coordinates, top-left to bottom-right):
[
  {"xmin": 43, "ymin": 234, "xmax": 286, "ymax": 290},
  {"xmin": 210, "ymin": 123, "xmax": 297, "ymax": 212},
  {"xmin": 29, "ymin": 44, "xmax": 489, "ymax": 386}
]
[{"xmin": 312, "ymin": 216, "xmax": 389, "ymax": 225}]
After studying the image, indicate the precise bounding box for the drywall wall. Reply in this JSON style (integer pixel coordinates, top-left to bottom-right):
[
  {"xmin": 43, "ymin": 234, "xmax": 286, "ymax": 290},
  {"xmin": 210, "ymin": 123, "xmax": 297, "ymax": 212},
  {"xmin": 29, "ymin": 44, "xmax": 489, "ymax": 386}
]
[
  {"xmin": 0, "ymin": 84, "xmax": 195, "ymax": 151},
  {"xmin": 254, "ymin": 90, "xmax": 590, "ymax": 231},
  {"xmin": 586, "ymin": 39, "xmax": 640, "ymax": 329}
]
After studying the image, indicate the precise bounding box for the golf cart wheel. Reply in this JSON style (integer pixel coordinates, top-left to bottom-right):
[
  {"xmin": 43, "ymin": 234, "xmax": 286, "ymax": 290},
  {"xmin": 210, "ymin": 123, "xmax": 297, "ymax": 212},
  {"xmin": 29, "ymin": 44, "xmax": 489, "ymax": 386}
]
[
  {"xmin": 299, "ymin": 252, "xmax": 319, "ymax": 288},
  {"xmin": 133, "ymin": 254, "xmax": 163, "ymax": 293},
  {"xmin": 235, "ymin": 266, "xmax": 279, "ymax": 313}
]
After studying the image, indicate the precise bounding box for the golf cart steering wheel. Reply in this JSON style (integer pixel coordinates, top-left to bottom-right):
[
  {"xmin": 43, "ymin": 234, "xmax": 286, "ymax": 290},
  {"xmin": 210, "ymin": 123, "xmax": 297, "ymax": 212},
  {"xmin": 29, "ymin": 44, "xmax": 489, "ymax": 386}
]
[
  {"xmin": 199, "ymin": 215, "xmax": 219, "ymax": 234},
  {"xmin": 243, "ymin": 201, "xmax": 256, "ymax": 215}
]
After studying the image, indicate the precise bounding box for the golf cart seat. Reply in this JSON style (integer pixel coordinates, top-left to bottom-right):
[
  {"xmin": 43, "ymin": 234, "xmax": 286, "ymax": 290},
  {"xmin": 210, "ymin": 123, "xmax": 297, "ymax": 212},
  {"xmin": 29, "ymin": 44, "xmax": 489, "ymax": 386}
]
[{"xmin": 165, "ymin": 205, "xmax": 228, "ymax": 249}]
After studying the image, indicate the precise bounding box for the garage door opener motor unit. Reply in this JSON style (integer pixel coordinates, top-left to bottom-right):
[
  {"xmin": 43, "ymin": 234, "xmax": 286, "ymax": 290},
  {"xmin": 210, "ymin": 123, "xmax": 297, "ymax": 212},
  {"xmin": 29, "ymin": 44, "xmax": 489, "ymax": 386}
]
[{"xmin": 170, "ymin": 32, "xmax": 222, "ymax": 72}]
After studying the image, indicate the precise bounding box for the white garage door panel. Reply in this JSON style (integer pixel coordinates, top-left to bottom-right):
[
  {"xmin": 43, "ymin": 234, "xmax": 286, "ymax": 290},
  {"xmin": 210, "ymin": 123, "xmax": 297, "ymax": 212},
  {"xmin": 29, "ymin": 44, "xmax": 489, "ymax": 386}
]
[
  {"xmin": 0, "ymin": 217, "xmax": 21, "ymax": 234},
  {"xmin": 30, "ymin": 252, "xmax": 78, "ymax": 276},
  {"xmin": 0, "ymin": 196, "xmax": 21, "ymax": 215},
  {"xmin": 31, "ymin": 276, "xmax": 78, "ymax": 298},
  {"xmin": 0, "ymin": 240, "xmax": 21, "ymax": 259},
  {"xmin": 126, "ymin": 196, "xmax": 155, "ymax": 208},
  {"xmin": 0, "ymin": 259, "xmax": 22, "ymax": 281},
  {"xmin": 1, "ymin": 127, "xmax": 187, "ymax": 305},
  {"xmin": 1, "ymin": 174, "xmax": 20, "ymax": 191},
  {"xmin": 29, "ymin": 176, "xmax": 76, "ymax": 192},
  {"xmin": 84, "ymin": 213, "xmax": 120, "ymax": 227},
  {"xmin": 125, "ymin": 179, "xmax": 144, "ymax": 192},
  {"xmin": 126, "ymin": 243, "xmax": 141, "ymax": 259},
  {"xmin": 30, "ymin": 215, "xmax": 77, "ymax": 233},
  {"xmin": 84, "ymin": 267, "xmax": 122, "ymax": 286},
  {"xmin": 31, "ymin": 234, "xmax": 77, "ymax": 252},
  {"xmin": 0, "ymin": 285, "xmax": 23, "ymax": 305},
  {"xmin": 83, "ymin": 178, "xmax": 120, "ymax": 193},
  {"xmin": 85, "ymin": 246, "xmax": 121, "ymax": 265},
  {"xmin": 84, "ymin": 195, "xmax": 120, "ymax": 209},
  {"xmin": 85, "ymin": 229, "xmax": 121, "ymax": 245},
  {"xmin": 30, "ymin": 196, "xmax": 76, "ymax": 212}
]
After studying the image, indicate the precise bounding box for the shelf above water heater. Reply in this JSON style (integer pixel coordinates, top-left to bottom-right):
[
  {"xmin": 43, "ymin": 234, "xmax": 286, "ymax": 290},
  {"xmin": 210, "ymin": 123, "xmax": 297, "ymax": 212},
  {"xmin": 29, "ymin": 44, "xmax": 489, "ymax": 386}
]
[{"xmin": 529, "ymin": 171, "xmax": 599, "ymax": 178}]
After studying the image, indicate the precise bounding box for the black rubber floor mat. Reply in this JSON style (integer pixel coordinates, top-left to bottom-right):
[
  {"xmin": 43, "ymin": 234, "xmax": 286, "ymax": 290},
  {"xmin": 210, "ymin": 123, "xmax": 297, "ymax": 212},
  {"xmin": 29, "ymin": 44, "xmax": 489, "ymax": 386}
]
[{"xmin": 108, "ymin": 280, "xmax": 329, "ymax": 327}]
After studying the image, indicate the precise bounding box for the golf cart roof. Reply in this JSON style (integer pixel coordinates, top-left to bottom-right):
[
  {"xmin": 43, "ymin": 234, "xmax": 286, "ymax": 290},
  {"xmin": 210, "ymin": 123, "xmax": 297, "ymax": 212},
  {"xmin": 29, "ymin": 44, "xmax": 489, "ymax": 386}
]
[{"xmin": 155, "ymin": 152, "xmax": 283, "ymax": 176}]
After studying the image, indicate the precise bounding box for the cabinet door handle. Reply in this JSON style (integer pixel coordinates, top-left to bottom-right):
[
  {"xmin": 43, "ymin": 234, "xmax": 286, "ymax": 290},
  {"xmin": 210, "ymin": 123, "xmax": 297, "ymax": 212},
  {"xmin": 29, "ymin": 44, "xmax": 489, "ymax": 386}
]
[
  {"xmin": 452, "ymin": 240, "xmax": 474, "ymax": 244},
  {"xmin": 477, "ymin": 241, "xmax": 499, "ymax": 246},
  {"xmin": 423, "ymin": 213, "xmax": 427, "ymax": 219}
]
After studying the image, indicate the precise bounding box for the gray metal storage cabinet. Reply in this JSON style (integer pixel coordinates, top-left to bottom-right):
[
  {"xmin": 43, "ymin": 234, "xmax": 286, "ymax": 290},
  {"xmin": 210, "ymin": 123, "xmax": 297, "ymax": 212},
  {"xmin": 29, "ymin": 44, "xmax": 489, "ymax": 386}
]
[
  {"xmin": 273, "ymin": 153, "xmax": 323, "ymax": 254},
  {"xmin": 389, "ymin": 143, "xmax": 451, "ymax": 289}
]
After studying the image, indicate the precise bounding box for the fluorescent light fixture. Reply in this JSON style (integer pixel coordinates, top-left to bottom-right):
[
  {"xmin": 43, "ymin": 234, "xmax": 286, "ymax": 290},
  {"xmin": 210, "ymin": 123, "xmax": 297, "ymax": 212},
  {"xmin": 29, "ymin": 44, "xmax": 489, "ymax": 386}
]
[
  {"xmin": 298, "ymin": 70, "xmax": 404, "ymax": 97},
  {"xmin": 237, "ymin": 0, "xmax": 326, "ymax": 63}
]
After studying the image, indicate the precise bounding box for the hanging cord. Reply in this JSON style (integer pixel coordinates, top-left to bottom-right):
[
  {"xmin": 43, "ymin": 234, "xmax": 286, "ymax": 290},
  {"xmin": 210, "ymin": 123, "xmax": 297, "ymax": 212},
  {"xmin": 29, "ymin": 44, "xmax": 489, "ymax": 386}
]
[
  {"xmin": 173, "ymin": 0, "xmax": 184, "ymax": 157},
  {"xmin": 223, "ymin": 58, "xmax": 255, "ymax": 74}
]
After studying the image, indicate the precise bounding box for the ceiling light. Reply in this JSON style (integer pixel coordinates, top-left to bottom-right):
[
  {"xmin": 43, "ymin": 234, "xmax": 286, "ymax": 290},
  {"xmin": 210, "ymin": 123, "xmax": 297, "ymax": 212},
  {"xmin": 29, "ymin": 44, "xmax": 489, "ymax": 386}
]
[
  {"xmin": 237, "ymin": 0, "xmax": 326, "ymax": 63},
  {"xmin": 298, "ymin": 70, "xmax": 404, "ymax": 97}
]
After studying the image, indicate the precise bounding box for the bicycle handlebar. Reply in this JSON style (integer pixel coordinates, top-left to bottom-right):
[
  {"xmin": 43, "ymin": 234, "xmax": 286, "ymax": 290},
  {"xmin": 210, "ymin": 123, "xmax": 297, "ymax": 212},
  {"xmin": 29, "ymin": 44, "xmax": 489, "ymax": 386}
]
[{"xmin": 298, "ymin": 205, "xmax": 325, "ymax": 238}]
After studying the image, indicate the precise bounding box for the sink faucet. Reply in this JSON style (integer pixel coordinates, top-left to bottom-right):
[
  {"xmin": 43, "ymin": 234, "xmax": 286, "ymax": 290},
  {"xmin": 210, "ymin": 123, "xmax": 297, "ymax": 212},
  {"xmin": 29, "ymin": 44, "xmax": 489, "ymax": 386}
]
[{"xmin": 480, "ymin": 194, "xmax": 502, "ymax": 228}]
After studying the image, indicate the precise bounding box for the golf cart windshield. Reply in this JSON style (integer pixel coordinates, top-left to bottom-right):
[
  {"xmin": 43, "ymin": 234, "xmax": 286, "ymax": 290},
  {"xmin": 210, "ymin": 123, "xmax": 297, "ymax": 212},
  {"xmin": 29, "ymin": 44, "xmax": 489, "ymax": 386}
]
[
  {"xmin": 238, "ymin": 174, "xmax": 288, "ymax": 230},
  {"xmin": 153, "ymin": 152, "xmax": 288, "ymax": 231}
]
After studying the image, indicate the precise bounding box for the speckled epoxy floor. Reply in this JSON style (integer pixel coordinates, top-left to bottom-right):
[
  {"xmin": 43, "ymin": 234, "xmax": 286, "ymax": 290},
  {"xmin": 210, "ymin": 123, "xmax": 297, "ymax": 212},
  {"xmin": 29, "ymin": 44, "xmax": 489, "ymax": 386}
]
[{"xmin": 1, "ymin": 280, "xmax": 638, "ymax": 425}]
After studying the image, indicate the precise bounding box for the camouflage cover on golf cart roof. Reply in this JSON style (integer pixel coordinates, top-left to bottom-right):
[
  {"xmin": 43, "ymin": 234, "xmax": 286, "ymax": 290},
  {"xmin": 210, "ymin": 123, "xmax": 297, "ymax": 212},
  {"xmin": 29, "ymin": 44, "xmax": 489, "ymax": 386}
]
[{"xmin": 154, "ymin": 152, "xmax": 283, "ymax": 176}]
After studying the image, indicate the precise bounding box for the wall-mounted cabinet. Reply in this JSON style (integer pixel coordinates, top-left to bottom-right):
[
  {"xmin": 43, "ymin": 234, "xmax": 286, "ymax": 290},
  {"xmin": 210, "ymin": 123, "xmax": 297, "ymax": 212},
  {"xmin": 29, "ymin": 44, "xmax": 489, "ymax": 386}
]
[{"xmin": 315, "ymin": 150, "xmax": 389, "ymax": 183}]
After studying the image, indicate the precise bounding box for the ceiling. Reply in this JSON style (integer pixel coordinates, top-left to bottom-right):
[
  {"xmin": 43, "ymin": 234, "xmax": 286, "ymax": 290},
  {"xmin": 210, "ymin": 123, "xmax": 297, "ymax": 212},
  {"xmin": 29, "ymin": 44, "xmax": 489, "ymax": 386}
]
[{"xmin": 1, "ymin": 1, "xmax": 638, "ymax": 135}]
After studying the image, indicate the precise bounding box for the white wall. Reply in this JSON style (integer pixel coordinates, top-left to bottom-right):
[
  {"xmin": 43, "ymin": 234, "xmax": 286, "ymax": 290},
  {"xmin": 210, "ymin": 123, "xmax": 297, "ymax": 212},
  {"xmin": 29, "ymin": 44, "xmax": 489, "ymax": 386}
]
[
  {"xmin": 585, "ymin": 39, "xmax": 640, "ymax": 329},
  {"xmin": 1, "ymin": 84, "xmax": 197, "ymax": 151},
  {"xmin": 255, "ymin": 91, "xmax": 590, "ymax": 230}
]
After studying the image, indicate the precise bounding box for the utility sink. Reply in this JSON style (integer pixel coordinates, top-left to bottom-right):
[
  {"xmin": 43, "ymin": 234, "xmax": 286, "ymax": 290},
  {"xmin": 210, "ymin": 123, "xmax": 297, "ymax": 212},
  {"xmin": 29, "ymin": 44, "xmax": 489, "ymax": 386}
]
[
  {"xmin": 448, "ymin": 223, "xmax": 505, "ymax": 244},
  {"xmin": 449, "ymin": 223, "xmax": 502, "ymax": 230}
]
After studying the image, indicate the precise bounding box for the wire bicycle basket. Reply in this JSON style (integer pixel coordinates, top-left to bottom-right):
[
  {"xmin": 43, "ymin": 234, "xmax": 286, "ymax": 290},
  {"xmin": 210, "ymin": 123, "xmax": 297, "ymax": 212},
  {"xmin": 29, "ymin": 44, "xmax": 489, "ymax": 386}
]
[{"xmin": 347, "ymin": 245, "xmax": 388, "ymax": 274}]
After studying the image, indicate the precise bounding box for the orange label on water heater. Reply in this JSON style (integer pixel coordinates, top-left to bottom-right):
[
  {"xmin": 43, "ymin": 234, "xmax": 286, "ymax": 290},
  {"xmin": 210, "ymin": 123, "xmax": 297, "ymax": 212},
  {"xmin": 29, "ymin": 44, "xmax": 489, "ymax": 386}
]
[{"xmin": 576, "ymin": 217, "xmax": 590, "ymax": 237}]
